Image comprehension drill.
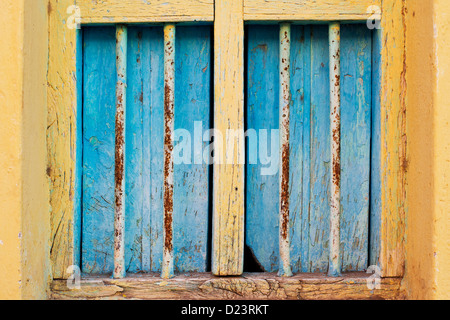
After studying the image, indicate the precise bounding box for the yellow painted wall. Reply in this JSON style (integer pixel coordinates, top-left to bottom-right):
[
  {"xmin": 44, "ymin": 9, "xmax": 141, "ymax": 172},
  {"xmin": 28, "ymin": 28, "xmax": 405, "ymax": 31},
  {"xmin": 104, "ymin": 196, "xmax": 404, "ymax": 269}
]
[
  {"xmin": 405, "ymin": 0, "xmax": 450, "ymax": 300},
  {"xmin": 430, "ymin": 0, "xmax": 450, "ymax": 300},
  {"xmin": 0, "ymin": 0, "xmax": 49, "ymax": 299},
  {"xmin": 0, "ymin": 0, "xmax": 25, "ymax": 300}
]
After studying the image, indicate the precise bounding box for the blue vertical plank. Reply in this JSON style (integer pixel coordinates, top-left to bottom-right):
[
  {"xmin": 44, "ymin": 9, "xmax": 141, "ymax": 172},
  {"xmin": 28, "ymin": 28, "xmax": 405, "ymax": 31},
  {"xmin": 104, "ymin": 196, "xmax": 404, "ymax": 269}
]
[
  {"xmin": 147, "ymin": 28, "xmax": 166, "ymax": 273},
  {"xmin": 125, "ymin": 27, "xmax": 165, "ymax": 273},
  {"xmin": 309, "ymin": 25, "xmax": 330, "ymax": 273},
  {"xmin": 340, "ymin": 25, "xmax": 372, "ymax": 272},
  {"xmin": 370, "ymin": 28, "xmax": 382, "ymax": 268},
  {"xmin": 289, "ymin": 25, "xmax": 309, "ymax": 273},
  {"xmin": 246, "ymin": 25, "xmax": 280, "ymax": 272},
  {"xmin": 300, "ymin": 26, "xmax": 312, "ymax": 273},
  {"xmin": 173, "ymin": 26, "xmax": 211, "ymax": 272},
  {"xmin": 82, "ymin": 27, "xmax": 116, "ymax": 274}
]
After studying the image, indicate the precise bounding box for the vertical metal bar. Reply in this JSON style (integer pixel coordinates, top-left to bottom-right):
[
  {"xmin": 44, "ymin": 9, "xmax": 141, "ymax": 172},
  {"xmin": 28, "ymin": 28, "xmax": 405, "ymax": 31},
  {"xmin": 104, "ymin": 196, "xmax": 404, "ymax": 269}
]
[
  {"xmin": 114, "ymin": 24, "xmax": 127, "ymax": 279},
  {"xmin": 329, "ymin": 22, "xmax": 342, "ymax": 277},
  {"xmin": 279, "ymin": 22, "xmax": 293, "ymax": 277},
  {"xmin": 162, "ymin": 23, "xmax": 176, "ymax": 279}
]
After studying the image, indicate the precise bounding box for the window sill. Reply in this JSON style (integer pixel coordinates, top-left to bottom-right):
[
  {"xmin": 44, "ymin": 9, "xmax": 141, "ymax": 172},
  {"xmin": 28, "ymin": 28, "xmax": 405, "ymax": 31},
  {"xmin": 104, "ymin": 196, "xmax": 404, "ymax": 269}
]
[{"xmin": 51, "ymin": 272, "xmax": 404, "ymax": 300}]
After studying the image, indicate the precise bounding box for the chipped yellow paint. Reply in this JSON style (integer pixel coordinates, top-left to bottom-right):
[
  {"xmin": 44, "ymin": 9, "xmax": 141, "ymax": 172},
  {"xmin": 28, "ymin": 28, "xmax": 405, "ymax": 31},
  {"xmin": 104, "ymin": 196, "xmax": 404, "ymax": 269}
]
[
  {"xmin": 404, "ymin": 0, "xmax": 450, "ymax": 300},
  {"xmin": 212, "ymin": 0, "xmax": 245, "ymax": 276},
  {"xmin": 0, "ymin": 0, "xmax": 50, "ymax": 299},
  {"xmin": 47, "ymin": 0, "xmax": 79, "ymax": 279},
  {"xmin": 431, "ymin": 0, "xmax": 450, "ymax": 299},
  {"xmin": 76, "ymin": 0, "xmax": 214, "ymax": 24},
  {"xmin": 379, "ymin": 0, "xmax": 407, "ymax": 278},
  {"xmin": 244, "ymin": 0, "xmax": 381, "ymax": 21}
]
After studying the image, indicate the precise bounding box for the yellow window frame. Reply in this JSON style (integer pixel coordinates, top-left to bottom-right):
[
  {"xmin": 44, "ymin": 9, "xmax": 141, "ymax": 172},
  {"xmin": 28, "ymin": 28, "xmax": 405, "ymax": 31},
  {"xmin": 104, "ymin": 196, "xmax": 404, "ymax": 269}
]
[{"xmin": 48, "ymin": 0, "xmax": 406, "ymax": 299}]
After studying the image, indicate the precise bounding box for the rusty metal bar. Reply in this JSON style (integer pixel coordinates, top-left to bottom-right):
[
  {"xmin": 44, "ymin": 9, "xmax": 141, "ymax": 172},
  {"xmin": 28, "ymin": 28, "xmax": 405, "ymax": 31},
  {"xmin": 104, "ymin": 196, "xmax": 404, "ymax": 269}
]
[
  {"xmin": 329, "ymin": 22, "xmax": 342, "ymax": 277},
  {"xmin": 114, "ymin": 24, "xmax": 127, "ymax": 279},
  {"xmin": 279, "ymin": 22, "xmax": 293, "ymax": 277},
  {"xmin": 162, "ymin": 23, "xmax": 176, "ymax": 279}
]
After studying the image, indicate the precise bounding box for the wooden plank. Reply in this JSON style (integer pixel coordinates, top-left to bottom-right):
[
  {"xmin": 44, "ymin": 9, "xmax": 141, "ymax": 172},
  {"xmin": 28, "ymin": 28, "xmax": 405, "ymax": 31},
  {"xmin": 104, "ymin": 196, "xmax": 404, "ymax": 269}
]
[
  {"xmin": 328, "ymin": 22, "xmax": 341, "ymax": 277},
  {"xmin": 82, "ymin": 27, "xmax": 117, "ymax": 274},
  {"xmin": 340, "ymin": 24, "xmax": 372, "ymax": 272},
  {"xmin": 309, "ymin": 25, "xmax": 331, "ymax": 273},
  {"xmin": 125, "ymin": 27, "xmax": 165, "ymax": 273},
  {"xmin": 162, "ymin": 23, "xmax": 176, "ymax": 279},
  {"xmin": 47, "ymin": 0, "xmax": 80, "ymax": 279},
  {"xmin": 76, "ymin": 0, "xmax": 214, "ymax": 24},
  {"xmin": 278, "ymin": 23, "xmax": 293, "ymax": 277},
  {"xmin": 244, "ymin": 0, "xmax": 381, "ymax": 21},
  {"xmin": 246, "ymin": 25, "xmax": 280, "ymax": 273},
  {"xmin": 173, "ymin": 26, "xmax": 211, "ymax": 273},
  {"xmin": 51, "ymin": 273, "xmax": 405, "ymax": 300},
  {"xmin": 114, "ymin": 25, "xmax": 127, "ymax": 279},
  {"xmin": 212, "ymin": 0, "xmax": 245, "ymax": 276},
  {"xmin": 379, "ymin": 0, "xmax": 407, "ymax": 277},
  {"xmin": 297, "ymin": 26, "xmax": 312, "ymax": 273},
  {"xmin": 288, "ymin": 25, "xmax": 312, "ymax": 273},
  {"xmin": 370, "ymin": 28, "xmax": 382, "ymax": 268}
]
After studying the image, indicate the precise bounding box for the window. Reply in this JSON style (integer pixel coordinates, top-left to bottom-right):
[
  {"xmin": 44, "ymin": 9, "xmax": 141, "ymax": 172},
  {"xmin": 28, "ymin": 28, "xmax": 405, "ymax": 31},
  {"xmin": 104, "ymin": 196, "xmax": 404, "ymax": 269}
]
[{"xmin": 49, "ymin": 0, "xmax": 406, "ymax": 300}]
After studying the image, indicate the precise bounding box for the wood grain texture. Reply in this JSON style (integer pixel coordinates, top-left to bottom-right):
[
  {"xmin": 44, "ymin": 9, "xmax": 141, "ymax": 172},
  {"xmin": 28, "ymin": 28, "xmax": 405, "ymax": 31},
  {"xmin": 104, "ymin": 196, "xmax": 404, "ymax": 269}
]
[
  {"xmin": 173, "ymin": 27, "xmax": 211, "ymax": 273},
  {"xmin": 212, "ymin": 0, "xmax": 245, "ymax": 276},
  {"xmin": 379, "ymin": 0, "xmax": 407, "ymax": 277},
  {"xmin": 47, "ymin": 0, "xmax": 80, "ymax": 279},
  {"xmin": 244, "ymin": 0, "xmax": 381, "ymax": 21},
  {"xmin": 76, "ymin": 0, "xmax": 214, "ymax": 23},
  {"xmin": 370, "ymin": 28, "xmax": 382, "ymax": 268},
  {"xmin": 82, "ymin": 26, "xmax": 211, "ymax": 274},
  {"xmin": 246, "ymin": 25, "xmax": 373, "ymax": 274},
  {"xmin": 51, "ymin": 273, "xmax": 404, "ymax": 300},
  {"xmin": 339, "ymin": 25, "xmax": 372, "ymax": 272},
  {"xmin": 82, "ymin": 27, "xmax": 117, "ymax": 274}
]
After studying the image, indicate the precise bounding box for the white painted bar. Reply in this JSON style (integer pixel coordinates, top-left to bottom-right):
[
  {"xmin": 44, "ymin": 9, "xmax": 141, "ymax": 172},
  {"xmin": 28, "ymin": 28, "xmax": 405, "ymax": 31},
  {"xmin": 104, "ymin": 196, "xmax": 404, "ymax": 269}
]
[
  {"xmin": 279, "ymin": 22, "xmax": 293, "ymax": 277},
  {"xmin": 329, "ymin": 22, "xmax": 342, "ymax": 277},
  {"xmin": 162, "ymin": 23, "xmax": 176, "ymax": 279},
  {"xmin": 114, "ymin": 24, "xmax": 127, "ymax": 279}
]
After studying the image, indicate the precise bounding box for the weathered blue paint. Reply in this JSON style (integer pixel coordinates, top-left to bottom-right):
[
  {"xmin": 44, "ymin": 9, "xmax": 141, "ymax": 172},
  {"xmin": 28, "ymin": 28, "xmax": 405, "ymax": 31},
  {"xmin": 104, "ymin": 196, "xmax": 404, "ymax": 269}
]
[
  {"xmin": 291, "ymin": 25, "xmax": 312, "ymax": 273},
  {"xmin": 309, "ymin": 25, "xmax": 331, "ymax": 273},
  {"xmin": 82, "ymin": 27, "xmax": 116, "ymax": 274},
  {"xmin": 82, "ymin": 26, "xmax": 211, "ymax": 274},
  {"xmin": 246, "ymin": 25, "xmax": 280, "ymax": 273},
  {"xmin": 173, "ymin": 26, "xmax": 211, "ymax": 273},
  {"xmin": 246, "ymin": 24, "xmax": 375, "ymax": 273},
  {"xmin": 340, "ymin": 25, "xmax": 372, "ymax": 272},
  {"xmin": 370, "ymin": 28, "xmax": 382, "ymax": 268},
  {"xmin": 125, "ymin": 27, "xmax": 164, "ymax": 273}
]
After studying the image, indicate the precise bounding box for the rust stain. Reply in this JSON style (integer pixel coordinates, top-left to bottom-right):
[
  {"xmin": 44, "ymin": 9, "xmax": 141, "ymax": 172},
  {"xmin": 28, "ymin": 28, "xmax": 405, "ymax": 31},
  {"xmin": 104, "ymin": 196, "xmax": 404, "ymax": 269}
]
[
  {"xmin": 280, "ymin": 143, "xmax": 290, "ymax": 240},
  {"xmin": 163, "ymin": 82, "xmax": 174, "ymax": 253}
]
